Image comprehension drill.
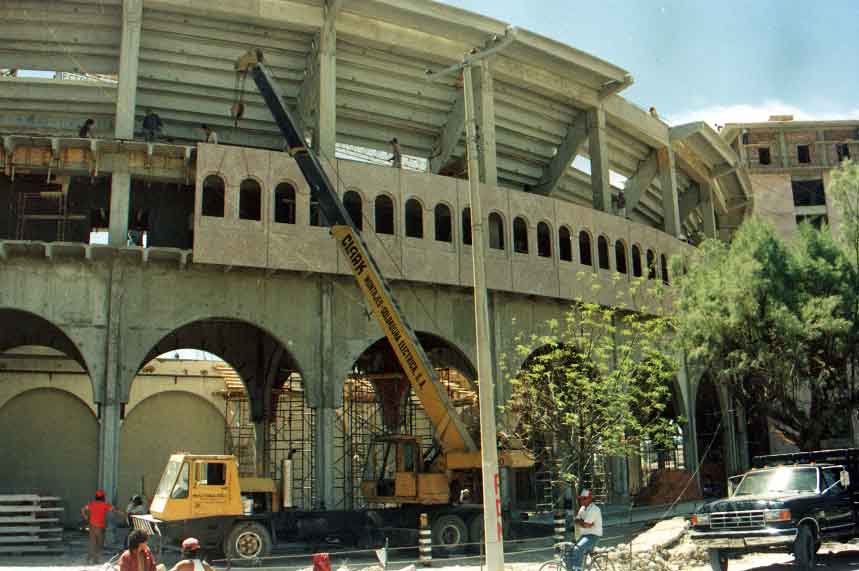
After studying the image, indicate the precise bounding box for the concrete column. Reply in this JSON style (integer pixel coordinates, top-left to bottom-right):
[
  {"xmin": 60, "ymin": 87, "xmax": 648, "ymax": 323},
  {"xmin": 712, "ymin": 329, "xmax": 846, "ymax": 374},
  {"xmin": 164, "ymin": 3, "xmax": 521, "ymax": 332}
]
[
  {"xmin": 817, "ymin": 129, "xmax": 829, "ymax": 167},
  {"xmin": 735, "ymin": 400, "xmax": 750, "ymax": 471},
  {"xmin": 778, "ymin": 131, "xmax": 790, "ymax": 168},
  {"xmin": 717, "ymin": 384, "xmax": 739, "ymax": 475},
  {"xmin": 657, "ymin": 147, "xmax": 681, "ymax": 237},
  {"xmin": 315, "ymin": 4, "xmax": 337, "ymax": 160},
  {"xmin": 108, "ymin": 167, "xmax": 130, "ymax": 246},
  {"xmin": 587, "ymin": 107, "xmax": 611, "ymax": 212},
  {"xmin": 701, "ymin": 182, "xmax": 718, "ymax": 238},
  {"xmin": 99, "ymin": 261, "xmax": 124, "ymax": 520},
  {"xmin": 315, "ymin": 407, "xmax": 337, "ymax": 509},
  {"xmin": 473, "ymin": 61, "xmax": 498, "ymax": 186},
  {"xmin": 315, "ymin": 279, "xmax": 337, "ymax": 509},
  {"xmin": 737, "ymin": 130, "xmax": 748, "ymax": 167},
  {"xmin": 115, "ymin": 0, "xmax": 143, "ymax": 140}
]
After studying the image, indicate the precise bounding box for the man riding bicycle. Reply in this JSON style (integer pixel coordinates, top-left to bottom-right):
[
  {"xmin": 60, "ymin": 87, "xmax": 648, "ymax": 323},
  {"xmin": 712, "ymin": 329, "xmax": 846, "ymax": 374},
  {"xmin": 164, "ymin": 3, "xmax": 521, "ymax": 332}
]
[{"xmin": 566, "ymin": 489, "xmax": 603, "ymax": 571}]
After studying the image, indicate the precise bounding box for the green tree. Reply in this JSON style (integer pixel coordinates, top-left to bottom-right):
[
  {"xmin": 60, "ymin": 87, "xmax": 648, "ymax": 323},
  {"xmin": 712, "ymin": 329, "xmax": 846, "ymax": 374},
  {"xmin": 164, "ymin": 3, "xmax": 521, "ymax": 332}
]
[{"xmin": 502, "ymin": 298, "xmax": 679, "ymax": 501}]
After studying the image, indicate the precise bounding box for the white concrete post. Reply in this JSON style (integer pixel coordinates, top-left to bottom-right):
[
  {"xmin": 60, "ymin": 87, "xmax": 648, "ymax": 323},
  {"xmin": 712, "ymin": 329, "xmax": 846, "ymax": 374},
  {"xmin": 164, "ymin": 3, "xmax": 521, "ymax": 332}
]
[
  {"xmin": 588, "ymin": 107, "xmax": 612, "ymax": 213},
  {"xmin": 700, "ymin": 182, "xmax": 718, "ymax": 238},
  {"xmin": 316, "ymin": 2, "xmax": 338, "ymax": 160},
  {"xmin": 315, "ymin": 279, "xmax": 337, "ymax": 509},
  {"xmin": 657, "ymin": 147, "xmax": 682, "ymax": 237},
  {"xmin": 115, "ymin": 0, "xmax": 143, "ymax": 140},
  {"xmin": 473, "ymin": 61, "xmax": 498, "ymax": 186},
  {"xmin": 108, "ymin": 167, "xmax": 131, "ymax": 247}
]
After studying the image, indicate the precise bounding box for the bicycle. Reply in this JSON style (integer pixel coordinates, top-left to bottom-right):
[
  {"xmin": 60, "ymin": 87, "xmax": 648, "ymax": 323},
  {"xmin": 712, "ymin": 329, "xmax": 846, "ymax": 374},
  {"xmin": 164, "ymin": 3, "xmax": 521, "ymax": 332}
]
[{"xmin": 538, "ymin": 541, "xmax": 616, "ymax": 571}]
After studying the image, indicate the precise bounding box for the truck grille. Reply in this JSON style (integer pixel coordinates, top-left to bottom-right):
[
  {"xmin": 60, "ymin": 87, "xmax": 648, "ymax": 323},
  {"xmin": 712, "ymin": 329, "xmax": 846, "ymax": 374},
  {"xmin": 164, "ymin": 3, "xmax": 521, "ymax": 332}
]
[{"xmin": 710, "ymin": 510, "xmax": 765, "ymax": 529}]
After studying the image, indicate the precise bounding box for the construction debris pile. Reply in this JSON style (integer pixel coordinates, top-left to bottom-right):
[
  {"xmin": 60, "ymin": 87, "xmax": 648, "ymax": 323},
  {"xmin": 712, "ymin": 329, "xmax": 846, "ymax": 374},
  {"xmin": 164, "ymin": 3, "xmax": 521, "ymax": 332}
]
[{"xmin": 604, "ymin": 518, "xmax": 708, "ymax": 570}]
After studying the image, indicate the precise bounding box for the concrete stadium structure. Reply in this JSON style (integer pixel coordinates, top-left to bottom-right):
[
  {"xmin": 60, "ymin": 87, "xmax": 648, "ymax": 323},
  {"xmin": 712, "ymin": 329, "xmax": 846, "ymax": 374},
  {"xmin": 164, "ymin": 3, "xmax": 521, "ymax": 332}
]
[{"xmin": 0, "ymin": 0, "xmax": 753, "ymax": 518}]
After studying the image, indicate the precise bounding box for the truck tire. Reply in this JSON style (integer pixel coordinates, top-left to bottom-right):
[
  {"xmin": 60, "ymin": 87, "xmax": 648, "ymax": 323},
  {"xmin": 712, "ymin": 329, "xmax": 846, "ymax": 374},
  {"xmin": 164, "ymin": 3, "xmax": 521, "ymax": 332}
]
[
  {"xmin": 794, "ymin": 525, "xmax": 816, "ymax": 571},
  {"xmin": 431, "ymin": 514, "xmax": 468, "ymax": 555},
  {"xmin": 224, "ymin": 521, "xmax": 272, "ymax": 561},
  {"xmin": 708, "ymin": 549, "xmax": 728, "ymax": 571}
]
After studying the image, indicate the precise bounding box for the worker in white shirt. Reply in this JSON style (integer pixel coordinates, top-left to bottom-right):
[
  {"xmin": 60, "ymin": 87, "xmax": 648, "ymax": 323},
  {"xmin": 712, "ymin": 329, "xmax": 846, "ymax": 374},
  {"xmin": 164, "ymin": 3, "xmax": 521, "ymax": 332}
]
[
  {"xmin": 567, "ymin": 489, "xmax": 603, "ymax": 571},
  {"xmin": 201, "ymin": 124, "xmax": 218, "ymax": 144}
]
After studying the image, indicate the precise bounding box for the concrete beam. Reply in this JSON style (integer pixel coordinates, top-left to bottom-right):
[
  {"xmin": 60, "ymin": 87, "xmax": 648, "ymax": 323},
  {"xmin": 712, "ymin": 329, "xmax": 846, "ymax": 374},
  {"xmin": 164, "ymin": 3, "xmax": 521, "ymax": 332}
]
[
  {"xmin": 588, "ymin": 107, "xmax": 611, "ymax": 212},
  {"xmin": 657, "ymin": 147, "xmax": 681, "ymax": 237},
  {"xmin": 623, "ymin": 151, "xmax": 658, "ymax": 213},
  {"xmin": 599, "ymin": 74, "xmax": 634, "ymax": 99},
  {"xmin": 115, "ymin": 0, "xmax": 143, "ymax": 140},
  {"xmin": 533, "ymin": 111, "xmax": 588, "ymax": 195},
  {"xmin": 430, "ymin": 87, "xmax": 465, "ymax": 173},
  {"xmin": 474, "ymin": 61, "xmax": 497, "ymax": 186}
]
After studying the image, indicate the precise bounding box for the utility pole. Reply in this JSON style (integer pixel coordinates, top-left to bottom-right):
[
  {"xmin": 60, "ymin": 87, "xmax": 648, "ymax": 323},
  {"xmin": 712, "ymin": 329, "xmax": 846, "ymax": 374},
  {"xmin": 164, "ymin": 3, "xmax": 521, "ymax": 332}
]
[{"xmin": 426, "ymin": 28, "xmax": 517, "ymax": 571}]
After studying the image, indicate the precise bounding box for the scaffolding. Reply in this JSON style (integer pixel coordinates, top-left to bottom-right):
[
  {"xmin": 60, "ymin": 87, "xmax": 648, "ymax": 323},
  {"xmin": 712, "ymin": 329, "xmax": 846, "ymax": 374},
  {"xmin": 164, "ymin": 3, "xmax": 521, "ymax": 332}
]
[{"xmin": 10, "ymin": 176, "xmax": 83, "ymax": 241}]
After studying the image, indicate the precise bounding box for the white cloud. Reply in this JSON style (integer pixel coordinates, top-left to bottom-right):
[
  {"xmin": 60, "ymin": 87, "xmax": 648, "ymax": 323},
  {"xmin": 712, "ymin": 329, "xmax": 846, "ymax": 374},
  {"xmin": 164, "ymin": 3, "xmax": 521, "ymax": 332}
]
[{"xmin": 666, "ymin": 100, "xmax": 859, "ymax": 129}]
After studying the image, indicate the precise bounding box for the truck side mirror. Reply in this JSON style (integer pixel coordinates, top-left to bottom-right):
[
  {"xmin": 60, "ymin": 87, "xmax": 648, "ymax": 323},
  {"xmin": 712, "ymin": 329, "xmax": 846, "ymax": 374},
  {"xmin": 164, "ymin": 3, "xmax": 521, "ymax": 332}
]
[{"xmin": 841, "ymin": 470, "xmax": 851, "ymax": 489}]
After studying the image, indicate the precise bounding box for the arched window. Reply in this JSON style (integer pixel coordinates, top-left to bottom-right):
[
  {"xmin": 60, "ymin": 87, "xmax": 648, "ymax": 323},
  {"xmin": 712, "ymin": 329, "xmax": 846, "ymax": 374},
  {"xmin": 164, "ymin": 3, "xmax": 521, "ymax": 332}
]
[
  {"xmin": 434, "ymin": 204, "xmax": 452, "ymax": 243},
  {"xmin": 489, "ymin": 212, "xmax": 505, "ymax": 250},
  {"xmin": 310, "ymin": 187, "xmax": 324, "ymax": 226},
  {"xmin": 537, "ymin": 222, "xmax": 552, "ymax": 258},
  {"xmin": 558, "ymin": 226, "xmax": 572, "ymax": 262},
  {"xmin": 615, "ymin": 240, "xmax": 627, "ymax": 274},
  {"xmin": 405, "ymin": 198, "xmax": 423, "ymax": 238},
  {"xmin": 597, "ymin": 236, "xmax": 610, "ymax": 270},
  {"xmin": 343, "ymin": 190, "xmax": 363, "ymax": 231},
  {"xmin": 462, "ymin": 208, "xmax": 472, "ymax": 246},
  {"xmin": 375, "ymin": 195, "xmax": 395, "ymax": 235},
  {"xmin": 632, "ymin": 245, "xmax": 642, "ymax": 277},
  {"xmin": 239, "ymin": 179, "xmax": 261, "ymax": 221},
  {"xmin": 513, "ymin": 217, "xmax": 528, "ymax": 254},
  {"xmin": 647, "ymin": 249, "xmax": 657, "ymax": 279},
  {"xmin": 274, "ymin": 183, "xmax": 296, "ymax": 224},
  {"xmin": 201, "ymin": 175, "xmax": 225, "ymax": 218},
  {"xmin": 579, "ymin": 231, "xmax": 592, "ymax": 266},
  {"xmin": 661, "ymin": 254, "xmax": 670, "ymax": 284}
]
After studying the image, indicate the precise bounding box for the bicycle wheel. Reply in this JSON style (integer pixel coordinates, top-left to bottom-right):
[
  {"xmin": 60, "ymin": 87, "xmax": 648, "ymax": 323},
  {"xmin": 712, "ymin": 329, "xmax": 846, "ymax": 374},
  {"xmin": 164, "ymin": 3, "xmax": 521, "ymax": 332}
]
[
  {"xmin": 590, "ymin": 556, "xmax": 616, "ymax": 571},
  {"xmin": 538, "ymin": 558, "xmax": 565, "ymax": 571}
]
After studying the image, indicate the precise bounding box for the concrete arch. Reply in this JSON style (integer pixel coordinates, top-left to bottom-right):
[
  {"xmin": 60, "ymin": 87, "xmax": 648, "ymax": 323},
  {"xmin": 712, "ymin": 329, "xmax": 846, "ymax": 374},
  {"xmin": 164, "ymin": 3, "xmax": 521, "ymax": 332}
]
[
  {"xmin": 0, "ymin": 388, "xmax": 99, "ymax": 526},
  {"xmin": 118, "ymin": 390, "xmax": 226, "ymax": 507}
]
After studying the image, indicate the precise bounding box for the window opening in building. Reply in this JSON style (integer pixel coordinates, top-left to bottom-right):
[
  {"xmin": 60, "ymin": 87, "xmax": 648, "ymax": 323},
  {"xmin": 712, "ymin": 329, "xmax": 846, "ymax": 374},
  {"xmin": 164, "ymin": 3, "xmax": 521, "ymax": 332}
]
[
  {"xmin": 796, "ymin": 214, "xmax": 829, "ymax": 231},
  {"xmin": 797, "ymin": 144, "xmax": 811, "ymax": 164},
  {"xmin": 661, "ymin": 254, "xmax": 669, "ymax": 284},
  {"xmin": 579, "ymin": 231, "xmax": 592, "ymax": 266},
  {"xmin": 537, "ymin": 222, "xmax": 551, "ymax": 258},
  {"xmin": 239, "ymin": 179, "xmax": 262, "ymax": 221},
  {"xmin": 791, "ymin": 179, "xmax": 826, "ymax": 207},
  {"xmin": 201, "ymin": 175, "xmax": 225, "ymax": 218},
  {"xmin": 647, "ymin": 249, "xmax": 656, "ymax": 279},
  {"xmin": 489, "ymin": 213, "xmax": 505, "ymax": 250},
  {"xmin": 597, "ymin": 236, "xmax": 610, "ymax": 270},
  {"xmin": 558, "ymin": 226, "xmax": 572, "ymax": 261},
  {"xmin": 462, "ymin": 208, "xmax": 472, "ymax": 245},
  {"xmin": 632, "ymin": 245, "xmax": 642, "ymax": 277},
  {"xmin": 343, "ymin": 190, "xmax": 363, "ymax": 231},
  {"xmin": 615, "ymin": 240, "xmax": 627, "ymax": 274},
  {"xmin": 375, "ymin": 195, "xmax": 395, "ymax": 235},
  {"xmin": 434, "ymin": 204, "xmax": 452, "ymax": 242},
  {"xmin": 758, "ymin": 147, "xmax": 771, "ymax": 165},
  {"xmin": 513, "ymin": 217, "xmax": 528, "ymax": 254},
  {"xmin": 405, "ymin": 198, "xmax": 423, "ymax": 238},
  {"xmin": 837, "ymin": 143, "xmax": 851, "ymax": 162},
  {"xmin": 274, "ymin": 183, "xmax": 296, "ymax": 224}
]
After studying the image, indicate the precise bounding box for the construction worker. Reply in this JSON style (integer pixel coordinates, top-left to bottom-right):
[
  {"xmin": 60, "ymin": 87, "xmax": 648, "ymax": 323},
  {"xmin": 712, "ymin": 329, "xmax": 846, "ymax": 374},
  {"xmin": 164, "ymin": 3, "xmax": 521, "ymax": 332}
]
[
  {"xmin": 126, "ymin": 495, "xmax": 147, "ymax": 527},
  {"xmin": 142, "ymin": 109, "xmax": 164, "ymax": 142},
  {"xmin": 118, "ymin": 529, "xmax": 163, "ymax": 571},
  {"xmin": 168, "ymin": 537, "xmax": 214, "ymax": 571},
  {"xmin": 388, "ymin": 137, "xmax": 402, "ymax": 169},
  {"xmin": 78, "ymin": 118, "xmax": 95, "ymax": 138},
  {"xmin": 81, "ymin": 489, "xmax": 120, "ymax": 564},
  {"xmin": 201, "ymin": 124, "xmax": 218, "ymax": 144}
]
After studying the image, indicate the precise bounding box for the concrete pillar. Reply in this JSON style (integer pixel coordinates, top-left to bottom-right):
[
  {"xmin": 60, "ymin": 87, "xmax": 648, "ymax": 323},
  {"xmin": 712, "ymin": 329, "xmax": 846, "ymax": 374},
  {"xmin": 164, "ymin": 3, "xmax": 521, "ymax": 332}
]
[
  {"xmin": 315, "ymin": 4, "xmax": 337, "ymax": 160},
  {"xmin": 657, "ymin": 147, "xmax": 681, "ymax": 237},
  {"xmin": 315, "ymin": 407, "xmax": 337, "ymax": 509},
  {"xmin": 315, "ymin": 279, "xmax": 337, "ymax": 509},
  {"xmin": 717, "ymin": 384, "xmax": 739, "ymax": 475},
  {"xmin": 99, "ymin": 261, "xmax": 124, "ymax": 523},
  {"xmin": 587, "ymin": 107, "xmax": 611, "ymax": 212},
  {"xmin": 700, "ymin": 182, "xmax": 718, "ymax": 239},
  {"xmin": 254, "ymin": 421, "xmax": 267, "ymax": 477},
  {"xmin": 778, "ymin": 131, "xmax": 790, "ymax": 168},
  {"xmin": 735, "ymin": 400, "xmax": 750, "ymax": 471},
  {"xmin": 473, "ymin": 61, "xmax": 498, "ymax": 186},
  {"xmin": 115, "ymin": 0, "xmax": 143, "ymax": 140},
  {"xmin": 817, "ymin": 129, "xmax": 828, "ymax": 167},
  {"xmin": 109, "ymin": 168, "xmax": 130, "ymax": 246},
  {"xmin": 737, "ymin": 130, "xmax": 748, "ymax": 167}
]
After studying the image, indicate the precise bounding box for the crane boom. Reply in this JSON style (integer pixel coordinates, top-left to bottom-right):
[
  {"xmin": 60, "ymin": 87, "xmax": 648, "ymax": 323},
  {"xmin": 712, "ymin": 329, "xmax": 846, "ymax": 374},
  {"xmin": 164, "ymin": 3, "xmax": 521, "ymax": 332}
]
[{"xmin": 236, "ymin": 50, "xmax": 477, "ymax": 453}]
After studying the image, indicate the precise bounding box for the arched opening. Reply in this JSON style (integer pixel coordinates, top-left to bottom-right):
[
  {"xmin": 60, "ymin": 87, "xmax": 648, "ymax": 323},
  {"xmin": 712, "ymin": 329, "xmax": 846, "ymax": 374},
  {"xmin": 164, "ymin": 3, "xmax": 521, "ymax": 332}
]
[
  {"xmin": 489, "ymin": 212, "xmax": 505, "ymax": 250},
  {"xmin": 536, "ymin": 222, "xmax": 552, "ymax": 258},
  {"xmin": 513, "ymin": 217, "xmax": 528, "ymax": 254},
  {"xmin": 375, "ymin": 195, "xmax": 395, "ymax": 235},
  {"xmin": 615, "ymin": 240, "xmax": 628, "ymax": 274},
  {"xmin": 579, "ymin": 231, "xmax": 593, "ymax": 266},
  {"xmin": 131, "ymin": 318, "xmax": 315, "ymax": 510},
  {"xmin": 461, "ymin": 208, "xmax": 472, "ymax": 246},
  {"xmin": 660, "ymin": 254, "xmax": 670, "ymax": 284},
  {"xmin": 632, "ymin": 245, "xmax": 643, "ymax": 277},
  {"xmin": 274, "ymin": 183, "xmax": 296, "ymax": 224},
  {"xmin": 239, "ymin": 179, "xmax": 262, "ymax": 221},
  {"xmin": 343, "ymin": 190, "xmax": 363, "ymax": 231},
  {"xmin": 338, "ymin": 333, "xmax": 478, "ymax": 511},
  {"xmin": 405, "ymin": 198, "xmax": 423, "ymax": 238},
  {"xmin": 647, "ymin": 249, "xmax": 657, "ymax": 280},
  {"xmin": 558, "ymin": 226, "xmax": 572, "ymax": 262},
  {"xmin": 201, "ymin": 175, "xmax": 225, "ymax": 218},
  {"xmin": 434, "ymin": 204, "xmax": 452, "ymax": 243},
  {"xmin": 597, "ymin": 235, "xmax": 610, "ymax": 270}
]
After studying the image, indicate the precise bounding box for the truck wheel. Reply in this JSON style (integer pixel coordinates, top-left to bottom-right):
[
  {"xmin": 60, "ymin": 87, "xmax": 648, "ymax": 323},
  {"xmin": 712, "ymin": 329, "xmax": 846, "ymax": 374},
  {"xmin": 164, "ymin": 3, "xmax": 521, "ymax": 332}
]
[
  {"xmin": 708, "ymin": 549, "xmax": 728, "ymax": 571},
  {"xmin": 224, "ymin": 521, "xmax": 272, "ymax": 561},
  {"xmin": 794, "ymin": 525, "xmax": 816, "ymax": 571},
  {"xmin": 431, "ymin": 514, "xmax": 467, "ymax": 555}
]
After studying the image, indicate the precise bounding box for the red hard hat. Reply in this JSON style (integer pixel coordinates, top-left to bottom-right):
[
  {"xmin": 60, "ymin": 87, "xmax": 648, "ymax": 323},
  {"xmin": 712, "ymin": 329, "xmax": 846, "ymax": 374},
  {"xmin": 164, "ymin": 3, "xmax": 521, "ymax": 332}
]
[
  {"xmin": 182, "ymin": 537, "xmax": 201, "ymax": 551},
  {"xmin": 95, "ymin": 489, "xmax": 105, "ymax": 498}
]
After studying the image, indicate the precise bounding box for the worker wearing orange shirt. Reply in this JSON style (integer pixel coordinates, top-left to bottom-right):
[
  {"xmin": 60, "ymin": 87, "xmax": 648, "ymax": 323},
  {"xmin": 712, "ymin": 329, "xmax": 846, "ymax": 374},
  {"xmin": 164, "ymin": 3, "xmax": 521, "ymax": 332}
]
[{"xmin": 81, "ymin": 489, "xmax": 122, "ymax": 564}]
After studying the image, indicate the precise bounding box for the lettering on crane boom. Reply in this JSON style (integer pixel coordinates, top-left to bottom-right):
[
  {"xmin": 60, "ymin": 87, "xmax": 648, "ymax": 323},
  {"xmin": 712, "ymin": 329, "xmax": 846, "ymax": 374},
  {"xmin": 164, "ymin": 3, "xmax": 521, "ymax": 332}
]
[{"xmin": 336, "ymin": 227, "xmax": 428, "ymax": 389}]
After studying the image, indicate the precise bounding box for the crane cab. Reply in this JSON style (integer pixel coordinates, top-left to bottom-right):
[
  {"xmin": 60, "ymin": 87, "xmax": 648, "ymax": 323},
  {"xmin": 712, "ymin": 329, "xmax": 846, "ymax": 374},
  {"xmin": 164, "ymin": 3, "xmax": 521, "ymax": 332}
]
[{"xmin": 361, "ymin": 435, "xmax": 450, "ymax": 504}]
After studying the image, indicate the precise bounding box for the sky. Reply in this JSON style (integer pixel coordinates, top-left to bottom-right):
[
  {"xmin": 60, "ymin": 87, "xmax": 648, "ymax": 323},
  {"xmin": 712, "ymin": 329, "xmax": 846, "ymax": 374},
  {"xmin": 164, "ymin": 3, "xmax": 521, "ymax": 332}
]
[{"xmin": 439, "ymin": 0, "xmax": 859, "ymax": 126}]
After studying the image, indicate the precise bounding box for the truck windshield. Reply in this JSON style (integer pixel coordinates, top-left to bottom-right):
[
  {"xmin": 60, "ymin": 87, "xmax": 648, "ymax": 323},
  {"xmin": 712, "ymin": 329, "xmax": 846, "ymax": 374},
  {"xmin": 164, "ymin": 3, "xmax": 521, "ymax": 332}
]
[
  {"xmin": 154, "ymin": 460, "xmax": 182, "ymax": 498},
  {"xmin": 734, "ymin": 467, "xmax": 818, "ymax": 496}
]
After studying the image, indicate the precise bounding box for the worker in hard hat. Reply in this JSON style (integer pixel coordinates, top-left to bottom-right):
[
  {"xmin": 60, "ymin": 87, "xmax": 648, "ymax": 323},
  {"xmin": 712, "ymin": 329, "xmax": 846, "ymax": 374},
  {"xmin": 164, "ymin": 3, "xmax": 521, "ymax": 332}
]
[
  {"xmin": 81, "ymin": 489, "xmax": 122, "ymax": 564},
  {"xmin": 168, "ymin": 538, "xmax": 214, "ymax": 571}
]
